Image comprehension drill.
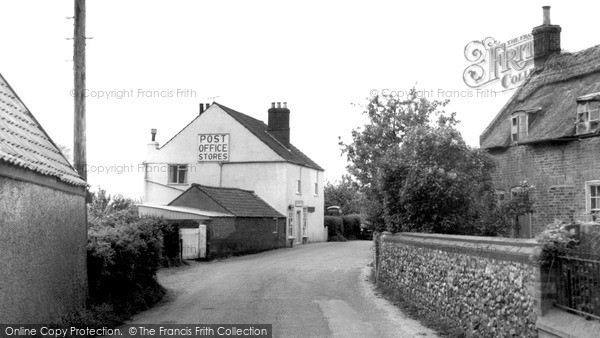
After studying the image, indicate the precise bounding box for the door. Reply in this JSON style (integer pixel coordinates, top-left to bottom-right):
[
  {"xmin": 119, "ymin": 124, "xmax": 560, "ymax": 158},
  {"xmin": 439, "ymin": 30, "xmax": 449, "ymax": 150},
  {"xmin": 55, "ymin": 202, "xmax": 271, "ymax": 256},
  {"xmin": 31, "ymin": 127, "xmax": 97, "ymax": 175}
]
[
  {"xmin": 180, "ymin": 225, "xmax": 207, "ymax": 259},
  {"xmin": 180, "ymin": 228, "xmax": 199, "ymax": 259},
  {"xmin": 198, "ymin": 224, "xmax": 207, "ymax": 258},
  {"xmin": 516, "ymin": 213, "xmax": 532, "ymax": 238}
]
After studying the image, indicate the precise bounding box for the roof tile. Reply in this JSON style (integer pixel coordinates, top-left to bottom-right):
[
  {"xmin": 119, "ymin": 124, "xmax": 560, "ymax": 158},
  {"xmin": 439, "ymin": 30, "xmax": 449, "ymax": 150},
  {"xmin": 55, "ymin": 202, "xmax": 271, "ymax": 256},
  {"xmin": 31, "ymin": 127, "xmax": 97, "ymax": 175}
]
[
  {"xmin": 0, "ymin": 73, "xmax": 86, "ymax": 186},
  {"xmin": 169, "ymin": 184, "xmax": 285, "ymax": 218}
]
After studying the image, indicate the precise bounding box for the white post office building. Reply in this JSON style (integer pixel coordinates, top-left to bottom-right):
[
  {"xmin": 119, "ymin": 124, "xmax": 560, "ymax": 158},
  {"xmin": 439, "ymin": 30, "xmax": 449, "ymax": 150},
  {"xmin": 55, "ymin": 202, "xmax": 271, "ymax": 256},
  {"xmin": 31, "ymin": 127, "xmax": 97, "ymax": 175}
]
[{"xmin": 142, "ymin": 102, "xmax": 326, "ymax": 247}]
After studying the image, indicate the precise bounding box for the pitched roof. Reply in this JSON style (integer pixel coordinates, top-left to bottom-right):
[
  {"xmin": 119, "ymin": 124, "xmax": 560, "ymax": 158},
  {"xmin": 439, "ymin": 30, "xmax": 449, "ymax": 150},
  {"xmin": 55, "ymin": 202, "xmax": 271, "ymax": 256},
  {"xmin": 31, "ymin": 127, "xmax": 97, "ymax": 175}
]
[
  {"xmin": 213, "ymin": 103, "xmax": 323, "ymax": 171},
  {"xmin": 480, "ymin": 44, "xmax": 600, "ymax": 149},
  {"xmin": 169, "ymin": 184, "xmax": 285, "ymax": 218},
  {"xmin": 0, "ymin": 73, "xmax": 86, "ymax": 186}
]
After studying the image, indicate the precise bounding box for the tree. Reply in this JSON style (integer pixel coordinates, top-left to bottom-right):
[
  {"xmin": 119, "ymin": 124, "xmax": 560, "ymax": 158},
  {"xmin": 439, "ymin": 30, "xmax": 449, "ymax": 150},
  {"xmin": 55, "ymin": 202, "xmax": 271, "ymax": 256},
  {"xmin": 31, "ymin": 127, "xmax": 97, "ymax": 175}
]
[
  {"xmin": 381, "ymin": 123, "xmax": 505, "ymax": 235},
  {"xmin": 324, "ymin": 175, "xmax": 363, "ymax": 215},
  {"xmin": 339, "ymin": 89, "xmax": 453, "ymax": 230},
  {"xmin": 57, "ymin": 144, "xmax": 73, "ymax": 164}
]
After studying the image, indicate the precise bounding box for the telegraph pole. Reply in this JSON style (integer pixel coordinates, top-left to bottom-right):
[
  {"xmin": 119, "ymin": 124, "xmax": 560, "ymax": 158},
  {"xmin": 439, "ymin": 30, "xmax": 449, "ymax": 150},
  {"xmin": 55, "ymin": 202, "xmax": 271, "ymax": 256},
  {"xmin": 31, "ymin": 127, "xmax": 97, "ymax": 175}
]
[{"xmin": 73, "ymin": 0, "xmax": 86, "ymax": 181}]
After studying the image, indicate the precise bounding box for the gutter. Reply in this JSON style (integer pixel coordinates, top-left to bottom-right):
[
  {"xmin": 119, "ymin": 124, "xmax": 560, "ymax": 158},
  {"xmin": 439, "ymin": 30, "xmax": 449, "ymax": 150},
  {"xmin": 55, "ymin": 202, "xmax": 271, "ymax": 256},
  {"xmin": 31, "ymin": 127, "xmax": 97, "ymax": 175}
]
[{"xmin": 485, "ymin": 132, "xmax": 600, "ymax": 150}]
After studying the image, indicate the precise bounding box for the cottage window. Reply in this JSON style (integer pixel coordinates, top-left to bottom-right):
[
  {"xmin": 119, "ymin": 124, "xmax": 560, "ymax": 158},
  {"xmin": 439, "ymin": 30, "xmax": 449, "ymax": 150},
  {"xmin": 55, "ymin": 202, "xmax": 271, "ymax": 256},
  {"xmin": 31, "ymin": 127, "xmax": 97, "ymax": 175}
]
[
  {"xmin": 314, "ymin": 183, "xmax": 318, "ymax": 196},
  {"xmin": 576, "ymin": 101, "xmax": 600, "ymax": 134},
  {"xmin": 511, "ymin": 114, "xmax": 528, "ymax": 142},
  {"xmin": 296, "ymin": 179, "xmax": 301, "ymax": 194},
  {"xmin": 272, "ymin": 218, "xmax": 278, "ymax": 234},
  {"xmin": 168, "ymin": 164, "xmax": 188, "ymax": 184},
  {"xmin": 585, "ymin": 181, "xmax": 600, "ymax": 214}
]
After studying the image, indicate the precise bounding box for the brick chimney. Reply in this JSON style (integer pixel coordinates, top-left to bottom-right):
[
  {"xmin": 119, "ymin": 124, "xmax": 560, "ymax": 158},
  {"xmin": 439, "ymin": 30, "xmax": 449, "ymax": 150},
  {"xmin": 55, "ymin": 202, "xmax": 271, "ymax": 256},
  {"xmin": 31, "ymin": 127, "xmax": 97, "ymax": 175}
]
[
  {"xmin": 267, "ymin": 102, "xmax": 290, "ymax": 148},
  {"xmin": 532, "ymin": 6, "xmax": 561, "ymax": 67}
]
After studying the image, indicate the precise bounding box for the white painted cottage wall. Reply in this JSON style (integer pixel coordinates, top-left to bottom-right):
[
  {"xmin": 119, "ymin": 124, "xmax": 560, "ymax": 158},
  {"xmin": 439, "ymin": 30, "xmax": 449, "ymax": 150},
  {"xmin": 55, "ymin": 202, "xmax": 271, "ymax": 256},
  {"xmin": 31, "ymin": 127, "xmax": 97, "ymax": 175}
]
[{"xmin": 143, "ymin": 104, "xmax": 326, "ymax": 243}]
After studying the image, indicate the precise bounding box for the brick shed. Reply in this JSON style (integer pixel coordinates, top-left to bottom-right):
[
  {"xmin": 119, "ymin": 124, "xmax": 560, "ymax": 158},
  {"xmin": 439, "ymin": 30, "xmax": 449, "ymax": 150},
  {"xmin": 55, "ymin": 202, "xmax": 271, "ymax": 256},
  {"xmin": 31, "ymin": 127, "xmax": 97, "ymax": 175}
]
[
  {"xmin": 139, "ymin": 184, "xmax": 287, "ymax": 258},
  {"xmin": 0, "ymin": 73, "xmax": 88, "ymax": 323}
]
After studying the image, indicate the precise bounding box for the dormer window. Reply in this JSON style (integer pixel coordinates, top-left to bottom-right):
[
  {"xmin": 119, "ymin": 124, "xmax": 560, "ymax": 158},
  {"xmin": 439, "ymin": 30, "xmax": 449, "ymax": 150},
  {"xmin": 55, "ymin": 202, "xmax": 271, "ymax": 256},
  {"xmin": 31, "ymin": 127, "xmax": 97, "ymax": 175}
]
[
  {"xmin": 576, "ymin": 100, "xmax": 600, "ymax": 134},
  {"xmin": 510, "ymin": 108, "xmax": 540, "ymax": 143},
  {"xmin": 511, "ymin": 114, "xmax": 528, "ymax": 142}
]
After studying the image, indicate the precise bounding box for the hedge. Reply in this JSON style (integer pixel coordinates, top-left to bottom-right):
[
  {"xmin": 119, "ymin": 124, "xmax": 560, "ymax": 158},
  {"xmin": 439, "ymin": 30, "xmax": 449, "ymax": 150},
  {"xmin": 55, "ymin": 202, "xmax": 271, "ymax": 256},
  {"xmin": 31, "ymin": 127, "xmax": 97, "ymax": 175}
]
[
  {"xmin": 86, "ymin": 207, "xmax": 181, "ymax": 319},
  {"xmin": 325, "ymin": 216, "xmax": 344, "ymax": 241},
  {"xmin": 342, "ymin": 214, "xmax": 362, "ymax": 239}
]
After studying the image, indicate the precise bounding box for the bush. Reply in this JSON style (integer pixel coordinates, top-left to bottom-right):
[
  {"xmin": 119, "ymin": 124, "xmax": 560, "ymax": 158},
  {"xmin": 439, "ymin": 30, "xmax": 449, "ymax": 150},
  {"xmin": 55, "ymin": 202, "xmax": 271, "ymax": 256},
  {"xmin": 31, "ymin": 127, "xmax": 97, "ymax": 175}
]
[
  {"xmin": 87, "ymin": 217, "xmax": 165, "ymax": 306},
  {"xmin": 535, "ymin": 220, "xmax": 578, "ymax": 266},
  {"xmin": 325, "ymin": 216, "xmax": 344, "ymax": 241},
  {"xmin": 342, "ymin": 214, "xmax": 362, "ymax": 239}
]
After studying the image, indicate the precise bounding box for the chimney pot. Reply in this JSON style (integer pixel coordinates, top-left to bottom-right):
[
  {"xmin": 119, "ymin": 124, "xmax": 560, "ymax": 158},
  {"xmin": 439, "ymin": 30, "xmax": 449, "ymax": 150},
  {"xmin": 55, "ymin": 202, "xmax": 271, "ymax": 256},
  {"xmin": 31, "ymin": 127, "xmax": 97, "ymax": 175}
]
[
  {"xmin": 283, "ymin": 102, "xmax": 287, "ymax": 108},
  {"xmin": 543, "ymin": 6, "xmax": 551, "ymax": 25},
  {"xmin": 277, "ymin": 102, "xmax": 281, "ymax": 108},
  {"xmin": 151, "ymin": 128, "xmax": 157, "ymax": 142},
  {"xmin": 199, "ymin": 103, "xmax": 205, "ymax": 115},
  {"xmin": 271, "ymin": 102, "xmax": 275, "ymax": 108}
]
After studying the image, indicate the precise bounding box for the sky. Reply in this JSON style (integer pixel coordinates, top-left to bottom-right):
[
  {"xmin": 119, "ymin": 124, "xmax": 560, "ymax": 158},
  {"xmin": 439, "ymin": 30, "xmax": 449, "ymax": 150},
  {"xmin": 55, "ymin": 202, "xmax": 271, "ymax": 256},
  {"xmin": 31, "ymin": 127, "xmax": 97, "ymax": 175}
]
[{"xmin": 1, "ymin": 0, "xmax": 599, "ymax": 199}]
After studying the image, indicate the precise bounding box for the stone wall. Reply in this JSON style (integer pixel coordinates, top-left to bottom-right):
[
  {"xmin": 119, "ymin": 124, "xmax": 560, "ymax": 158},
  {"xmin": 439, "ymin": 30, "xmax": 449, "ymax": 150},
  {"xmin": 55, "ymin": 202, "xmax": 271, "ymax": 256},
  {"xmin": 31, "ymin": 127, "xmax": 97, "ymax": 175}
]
[
  {"xmin": 0, "ymin": 176, "xmax": 87, "ymax": 323},
  {"xmin": 488, "ymin": 137, "xmax": 600, "ymax": 236},
  {"xmin": 375, "ymin": 232, "xmax": 546, "ymax": 337}
]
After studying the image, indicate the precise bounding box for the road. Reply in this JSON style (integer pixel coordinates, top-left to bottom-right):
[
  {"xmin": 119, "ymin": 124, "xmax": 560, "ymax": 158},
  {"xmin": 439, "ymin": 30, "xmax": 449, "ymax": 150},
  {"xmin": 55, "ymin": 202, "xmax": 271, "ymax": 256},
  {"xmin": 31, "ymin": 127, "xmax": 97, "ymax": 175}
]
[{"xmin": 123, "ymin": 241, "xmax": 438, "ymax": 338}]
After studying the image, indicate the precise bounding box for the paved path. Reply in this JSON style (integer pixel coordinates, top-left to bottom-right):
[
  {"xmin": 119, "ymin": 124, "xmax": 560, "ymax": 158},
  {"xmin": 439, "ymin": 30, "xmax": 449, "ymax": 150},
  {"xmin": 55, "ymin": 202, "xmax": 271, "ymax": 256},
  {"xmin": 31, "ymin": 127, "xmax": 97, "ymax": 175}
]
[{"xmin": 124, "ymin": 241, "xmax": 438, "ymax": 338}]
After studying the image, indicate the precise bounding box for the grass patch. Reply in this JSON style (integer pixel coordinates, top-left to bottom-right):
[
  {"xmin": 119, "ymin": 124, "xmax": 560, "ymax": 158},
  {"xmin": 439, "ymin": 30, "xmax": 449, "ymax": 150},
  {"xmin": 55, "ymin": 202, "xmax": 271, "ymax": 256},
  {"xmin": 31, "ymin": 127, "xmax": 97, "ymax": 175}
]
[{"xmin": 376, "ymin": 286, "xmax": 464, "ymax": 337}]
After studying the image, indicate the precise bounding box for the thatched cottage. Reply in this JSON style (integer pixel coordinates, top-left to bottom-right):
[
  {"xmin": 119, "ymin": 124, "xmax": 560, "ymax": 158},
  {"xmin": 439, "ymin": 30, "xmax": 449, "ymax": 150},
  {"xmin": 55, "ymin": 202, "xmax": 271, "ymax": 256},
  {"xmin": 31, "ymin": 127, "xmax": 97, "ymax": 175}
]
[
  {"xmin": 480, "ymin": 7, "xmax": 600, "ymax": 237},
  {"xmin": 0, "ymin": 73, "xmax": 88, "ymax": 323}
]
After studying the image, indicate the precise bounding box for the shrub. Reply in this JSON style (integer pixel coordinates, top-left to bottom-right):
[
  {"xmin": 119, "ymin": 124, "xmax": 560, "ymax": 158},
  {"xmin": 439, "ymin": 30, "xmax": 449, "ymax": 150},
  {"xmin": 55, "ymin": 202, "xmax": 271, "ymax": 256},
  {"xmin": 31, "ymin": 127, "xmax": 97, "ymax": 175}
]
[
  {"xmin": 325, "ymin": 216, "xmax": 344, "ymax": 240},
  {"xmin": 535, "ymin": 220, "xmax": 578, "ymax": 266},
  {"xmin": 87, "ymin": 217, "xmax": 165, "ymax": 305},
  {"xmin": 342, "ymin": 214, "xmax": 362, "ymax": 239}
]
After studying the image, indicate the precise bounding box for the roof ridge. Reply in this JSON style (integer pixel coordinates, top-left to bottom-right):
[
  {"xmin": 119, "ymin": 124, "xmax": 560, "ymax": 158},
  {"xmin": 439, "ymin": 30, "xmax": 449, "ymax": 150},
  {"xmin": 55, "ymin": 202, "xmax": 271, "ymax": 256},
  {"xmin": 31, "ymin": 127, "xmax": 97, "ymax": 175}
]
[
  {"xmin": 194, "ymin": 184, "xmax": 237, "ymax": 215},
  {"xmin": 191, "ymin": 183, "xmax": 255, "ymax": 193}
]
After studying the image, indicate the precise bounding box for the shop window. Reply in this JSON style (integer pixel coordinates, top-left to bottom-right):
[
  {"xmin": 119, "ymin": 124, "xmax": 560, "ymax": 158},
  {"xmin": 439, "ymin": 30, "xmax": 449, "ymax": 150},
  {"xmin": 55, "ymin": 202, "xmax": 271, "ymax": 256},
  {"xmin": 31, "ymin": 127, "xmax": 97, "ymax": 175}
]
[
  {"xmin": 576, "ymin": 101, "xmax": 600, "ymax": 134},
  {"xmin": 168, "ymin": 164, "xmax": 187, "ymax": 184},
  {"xmin": 302, "ymin": 208, "xmax": 308, "ymax": 237},
  {"xmin": 287, "ymin": 210, "xmax": 294, "ymax": 237}
]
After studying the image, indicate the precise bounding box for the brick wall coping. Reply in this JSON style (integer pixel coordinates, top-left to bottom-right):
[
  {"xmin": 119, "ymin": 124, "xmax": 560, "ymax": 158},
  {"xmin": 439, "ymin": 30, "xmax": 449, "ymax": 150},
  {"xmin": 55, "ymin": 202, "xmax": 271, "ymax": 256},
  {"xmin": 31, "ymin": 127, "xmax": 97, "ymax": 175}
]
[{"xmin": 380, "ymin": 232, "xmax": 542, "ymax": 264}]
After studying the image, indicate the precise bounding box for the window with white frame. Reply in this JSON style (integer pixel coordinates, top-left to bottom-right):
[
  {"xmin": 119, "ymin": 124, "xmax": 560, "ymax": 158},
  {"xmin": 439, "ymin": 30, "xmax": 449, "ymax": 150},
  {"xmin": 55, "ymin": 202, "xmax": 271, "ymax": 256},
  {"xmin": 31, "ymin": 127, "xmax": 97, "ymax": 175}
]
[
  {"xmin": 511, "ymin": 114, "xmax": 528, "ymax": 142},
  {"xmin": 168, "ymin": 164, "xmax": 188, "ymax": 184},
  {"xmin": 576, "ymin": 101, "xmax": 600, "ymax": 134},
  {"xmin": 585, "ymin": 181, "xmax": 600, "ymax": 214}
]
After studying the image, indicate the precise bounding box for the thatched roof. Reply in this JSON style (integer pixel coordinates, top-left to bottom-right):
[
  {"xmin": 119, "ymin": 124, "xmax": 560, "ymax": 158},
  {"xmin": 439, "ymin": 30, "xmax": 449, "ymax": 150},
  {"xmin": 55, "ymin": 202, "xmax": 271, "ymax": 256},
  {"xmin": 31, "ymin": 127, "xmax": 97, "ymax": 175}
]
[{"xmin": 480, "ymin": 44, "xmax": 600, "ymax": 149}]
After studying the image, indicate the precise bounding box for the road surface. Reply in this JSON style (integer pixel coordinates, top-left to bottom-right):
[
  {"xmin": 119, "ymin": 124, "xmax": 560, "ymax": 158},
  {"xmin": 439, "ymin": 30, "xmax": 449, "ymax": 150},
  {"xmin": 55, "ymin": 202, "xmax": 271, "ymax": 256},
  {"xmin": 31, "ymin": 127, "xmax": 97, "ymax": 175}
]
[{"xmin": 123, "ymin": 241, "xmax": 437, "ymax": 338}]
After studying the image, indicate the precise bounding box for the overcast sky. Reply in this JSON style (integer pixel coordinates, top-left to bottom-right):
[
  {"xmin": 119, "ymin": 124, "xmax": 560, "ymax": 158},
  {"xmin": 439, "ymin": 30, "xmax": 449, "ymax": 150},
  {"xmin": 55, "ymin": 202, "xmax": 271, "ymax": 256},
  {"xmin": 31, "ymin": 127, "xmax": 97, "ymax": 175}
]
[{"xmin": 1, "ymin": 0, "xmax": 598, "ymax": 199}]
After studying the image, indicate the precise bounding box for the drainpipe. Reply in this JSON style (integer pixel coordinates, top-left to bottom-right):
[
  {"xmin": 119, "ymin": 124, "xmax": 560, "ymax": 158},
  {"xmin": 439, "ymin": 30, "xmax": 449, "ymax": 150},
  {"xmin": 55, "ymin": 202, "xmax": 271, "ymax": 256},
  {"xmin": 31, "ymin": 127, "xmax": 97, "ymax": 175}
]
[{"xmin": 219, "ymin": 162, "xmax": 223, "ymax": 187}]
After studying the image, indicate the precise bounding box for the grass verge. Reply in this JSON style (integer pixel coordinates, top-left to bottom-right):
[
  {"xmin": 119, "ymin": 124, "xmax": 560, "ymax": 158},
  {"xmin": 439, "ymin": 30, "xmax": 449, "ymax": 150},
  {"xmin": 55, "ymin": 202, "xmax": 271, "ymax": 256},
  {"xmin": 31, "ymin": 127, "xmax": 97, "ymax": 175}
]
[{"xmin": 376, "ymin": 285, "xmax": 465, "ymax": 337}]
